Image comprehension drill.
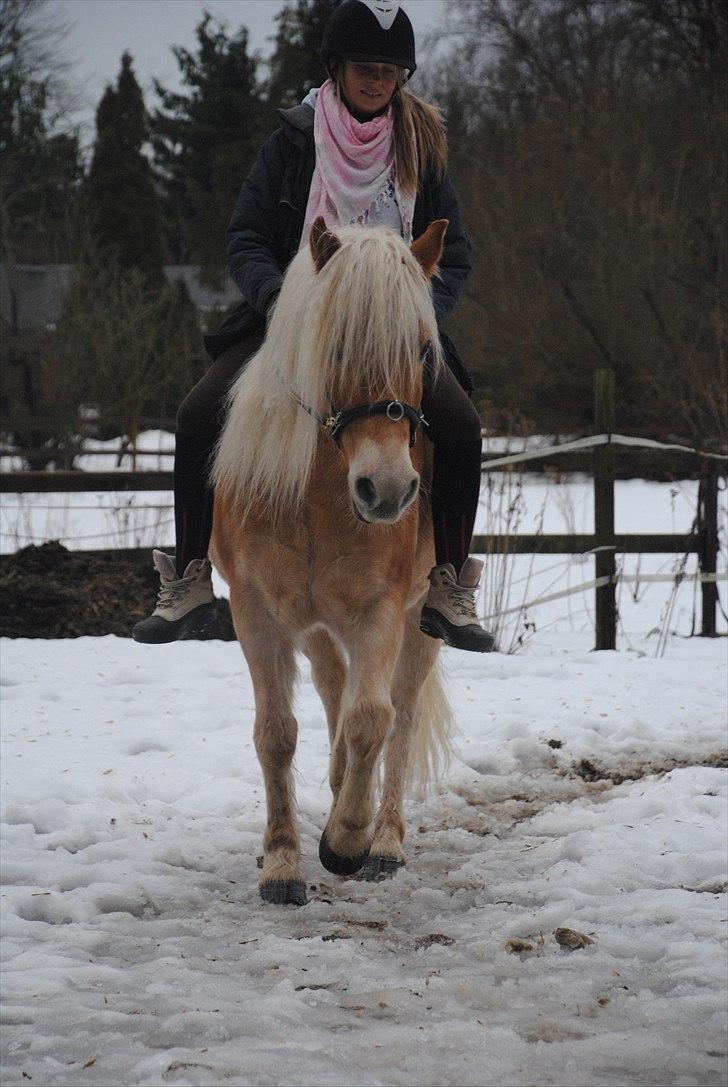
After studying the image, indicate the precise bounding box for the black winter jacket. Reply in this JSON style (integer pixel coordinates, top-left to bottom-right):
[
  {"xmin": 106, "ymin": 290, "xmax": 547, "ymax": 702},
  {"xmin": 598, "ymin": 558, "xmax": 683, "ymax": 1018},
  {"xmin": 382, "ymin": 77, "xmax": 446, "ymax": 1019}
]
[{"xmin": 204, "ymin": 103, "xmax": 473, "ymax": 391}]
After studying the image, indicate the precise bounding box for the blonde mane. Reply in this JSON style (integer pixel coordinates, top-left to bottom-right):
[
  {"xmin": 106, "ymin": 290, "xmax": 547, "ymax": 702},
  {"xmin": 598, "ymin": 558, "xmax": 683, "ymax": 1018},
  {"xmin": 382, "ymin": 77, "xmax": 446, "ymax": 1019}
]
[{"xmin": 214, "ymin": 226, "xmax": 442, "ymax": 518}]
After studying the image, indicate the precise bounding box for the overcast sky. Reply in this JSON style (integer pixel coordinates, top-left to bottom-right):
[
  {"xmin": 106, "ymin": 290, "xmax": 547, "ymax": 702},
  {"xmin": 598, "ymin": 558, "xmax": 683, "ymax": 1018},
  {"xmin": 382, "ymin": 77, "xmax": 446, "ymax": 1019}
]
[{"xmin": 50, "ymin": 0, "xmax": 448, "ymax": 139}]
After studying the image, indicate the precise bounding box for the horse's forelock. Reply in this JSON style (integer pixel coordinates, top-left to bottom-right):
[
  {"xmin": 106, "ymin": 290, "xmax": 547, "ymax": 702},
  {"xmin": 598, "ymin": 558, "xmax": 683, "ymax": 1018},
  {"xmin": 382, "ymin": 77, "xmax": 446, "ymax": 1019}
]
[{"xmin": 311, "ymin": 228, "xmax": 439, "ymax": 402}]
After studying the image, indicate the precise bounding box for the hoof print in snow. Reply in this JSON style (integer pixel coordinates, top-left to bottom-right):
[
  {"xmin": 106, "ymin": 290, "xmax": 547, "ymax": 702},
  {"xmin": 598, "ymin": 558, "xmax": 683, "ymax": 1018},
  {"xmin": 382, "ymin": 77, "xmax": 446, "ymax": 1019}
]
[
  {"xmin": 554, "ymin": 926, "xmax": 594, "ymax": 950},
  {"xmin": 357, "ymin": 855, "xmax": 404, "ymax": 881},
  {"xmin": 259, "ymin": 880, "xmax": 308, "ymax": 907},
  {"xmin": 319, "ymin": 831, "xmax": 369, "ymax": 876}
]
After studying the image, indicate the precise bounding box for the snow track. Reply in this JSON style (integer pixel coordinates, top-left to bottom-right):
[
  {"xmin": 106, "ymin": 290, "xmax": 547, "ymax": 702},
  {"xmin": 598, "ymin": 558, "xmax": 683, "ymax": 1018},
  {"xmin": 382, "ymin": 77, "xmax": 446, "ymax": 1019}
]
[{"xmin": 1, "ymin": 636, "xmax": 726, "ymax": 1086}]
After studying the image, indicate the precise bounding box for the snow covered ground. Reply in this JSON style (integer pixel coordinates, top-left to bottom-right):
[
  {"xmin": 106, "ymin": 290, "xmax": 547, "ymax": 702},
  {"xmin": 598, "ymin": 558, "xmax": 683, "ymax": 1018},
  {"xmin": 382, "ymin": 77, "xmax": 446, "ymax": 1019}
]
[
  {"xmin": 1, "ymin": 632, "xmax": 726, "ymax": 1087},
  {"xmin": 2, "ymin": 438, "xmax": 726, "ymax": 1083}
]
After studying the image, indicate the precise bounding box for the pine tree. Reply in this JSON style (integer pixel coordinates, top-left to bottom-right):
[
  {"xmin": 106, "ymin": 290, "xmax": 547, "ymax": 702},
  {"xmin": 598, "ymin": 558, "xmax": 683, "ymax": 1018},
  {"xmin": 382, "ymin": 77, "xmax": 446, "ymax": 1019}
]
[
  {"xmin": 84, "ymin": 52, "xmax": 164, "ymax": 280},
  {"xmin": 150, "ymin": 15, "xmax": 263, "ymax": 282},
  {"xmin": 266, "ymin": 0, "xmax": 341, "ymax": 112}
]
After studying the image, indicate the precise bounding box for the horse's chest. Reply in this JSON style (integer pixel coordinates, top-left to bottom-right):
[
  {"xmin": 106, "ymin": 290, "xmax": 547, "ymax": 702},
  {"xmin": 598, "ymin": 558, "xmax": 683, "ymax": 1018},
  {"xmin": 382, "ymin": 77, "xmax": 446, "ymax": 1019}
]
[{"xmin": 251, "ymin": 520, "xmax": 399, "ymax": 634}]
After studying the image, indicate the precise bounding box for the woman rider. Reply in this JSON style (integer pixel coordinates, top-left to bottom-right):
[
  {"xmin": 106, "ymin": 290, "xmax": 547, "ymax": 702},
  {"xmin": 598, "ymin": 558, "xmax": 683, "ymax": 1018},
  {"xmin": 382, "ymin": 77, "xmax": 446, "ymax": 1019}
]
[{"xmin": 133, "ymin": 0, "xmax": 494, "ymax": 653}]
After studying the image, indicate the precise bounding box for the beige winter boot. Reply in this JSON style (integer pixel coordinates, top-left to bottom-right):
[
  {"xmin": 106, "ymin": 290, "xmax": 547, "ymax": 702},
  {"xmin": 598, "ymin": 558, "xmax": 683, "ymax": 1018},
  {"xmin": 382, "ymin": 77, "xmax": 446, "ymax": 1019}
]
[
  {"xmin": 419, "ymin": 557, "xmax": 495, "ymax": 653},
  {"xmin": 132, "ymin": 550, "xmax": 216, "ymax": 644}
]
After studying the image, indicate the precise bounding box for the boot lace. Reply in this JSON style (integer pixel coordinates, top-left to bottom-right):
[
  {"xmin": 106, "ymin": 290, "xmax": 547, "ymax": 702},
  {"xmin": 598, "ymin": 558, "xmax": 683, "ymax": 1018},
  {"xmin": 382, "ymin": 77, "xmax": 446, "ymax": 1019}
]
[
  {"xmin": 157, "ymin": 580, "xmax": 192, "ymax": 609},
  {"xmin": 444, "ymin": 581, "xmax": 479, "ymax": 622}
]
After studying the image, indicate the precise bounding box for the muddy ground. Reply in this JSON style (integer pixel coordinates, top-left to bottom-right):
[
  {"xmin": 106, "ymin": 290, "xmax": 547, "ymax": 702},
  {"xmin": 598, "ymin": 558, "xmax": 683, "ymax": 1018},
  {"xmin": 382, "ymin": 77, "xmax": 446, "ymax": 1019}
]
[{"xmin": 0, "ymin": 542, "xmax": 235, "ymax": 639}]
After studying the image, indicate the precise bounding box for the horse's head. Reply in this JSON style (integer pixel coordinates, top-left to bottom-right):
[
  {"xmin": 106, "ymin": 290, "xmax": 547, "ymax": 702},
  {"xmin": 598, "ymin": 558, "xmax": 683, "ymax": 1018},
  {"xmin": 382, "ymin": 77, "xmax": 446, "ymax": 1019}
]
[{"xmin": 310, "ymin": 217, "xmax": 447, "ymax": 525}]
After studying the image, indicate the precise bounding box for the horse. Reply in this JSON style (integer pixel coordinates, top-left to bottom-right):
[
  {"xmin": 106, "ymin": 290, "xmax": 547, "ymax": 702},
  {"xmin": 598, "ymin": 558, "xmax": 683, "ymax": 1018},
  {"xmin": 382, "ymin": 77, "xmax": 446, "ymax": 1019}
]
[{"xmin": 210, "ymin": 216, "xmax": 454, "ymax": 906}]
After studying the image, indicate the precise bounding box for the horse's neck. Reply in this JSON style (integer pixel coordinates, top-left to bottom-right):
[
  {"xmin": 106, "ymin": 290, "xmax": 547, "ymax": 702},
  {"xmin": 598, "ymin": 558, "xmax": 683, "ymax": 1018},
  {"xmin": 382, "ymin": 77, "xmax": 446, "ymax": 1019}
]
[{"xmin": 306, "ymin": 438, "xmax": 349, "ymax": 513}]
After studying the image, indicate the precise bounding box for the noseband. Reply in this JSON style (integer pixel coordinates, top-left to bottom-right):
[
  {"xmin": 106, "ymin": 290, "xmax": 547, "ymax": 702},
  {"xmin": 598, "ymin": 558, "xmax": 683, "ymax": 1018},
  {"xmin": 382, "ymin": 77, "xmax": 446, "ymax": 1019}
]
[{"xmin": 290, "ymin": 341, "xmax": 433, "ymax": 448}]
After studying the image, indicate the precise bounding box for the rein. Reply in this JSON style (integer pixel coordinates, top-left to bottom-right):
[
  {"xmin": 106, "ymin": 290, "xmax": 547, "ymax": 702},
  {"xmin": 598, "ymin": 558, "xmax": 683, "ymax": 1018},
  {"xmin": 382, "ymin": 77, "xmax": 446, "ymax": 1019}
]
[{"xmin": 290, "ymin": 340, "xmax": 433, "ymax": 448}]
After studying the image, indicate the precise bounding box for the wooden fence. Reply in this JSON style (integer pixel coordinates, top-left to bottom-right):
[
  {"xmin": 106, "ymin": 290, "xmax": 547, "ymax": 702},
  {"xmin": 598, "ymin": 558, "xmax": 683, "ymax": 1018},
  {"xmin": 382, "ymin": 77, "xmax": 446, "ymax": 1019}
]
[{"xmin": 1, "ymin": 370, "xmax": 724, "ymax": 649}]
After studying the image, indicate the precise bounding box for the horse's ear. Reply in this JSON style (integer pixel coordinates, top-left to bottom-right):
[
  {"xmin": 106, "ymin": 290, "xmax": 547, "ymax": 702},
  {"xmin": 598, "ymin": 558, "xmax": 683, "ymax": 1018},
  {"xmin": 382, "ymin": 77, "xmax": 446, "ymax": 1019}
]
[
  {"xmin": 310, "ymin": 216, "xmax": 341, "ymax": 272},
  {"xmin": 411, "ymin": 219, "xmax": 448, "ymax": 278}
]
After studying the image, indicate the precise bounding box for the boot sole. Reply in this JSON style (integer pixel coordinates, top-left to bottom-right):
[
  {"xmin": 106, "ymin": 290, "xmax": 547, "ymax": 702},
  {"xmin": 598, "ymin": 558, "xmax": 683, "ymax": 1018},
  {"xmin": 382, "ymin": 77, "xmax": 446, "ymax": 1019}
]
[
  {"xmin": 132, "ymin": 602, "xmax": 217, "ymax": 644},
  {"xmin": 420, "ymin": 607, "xmax": 495, "ymax": 653}
]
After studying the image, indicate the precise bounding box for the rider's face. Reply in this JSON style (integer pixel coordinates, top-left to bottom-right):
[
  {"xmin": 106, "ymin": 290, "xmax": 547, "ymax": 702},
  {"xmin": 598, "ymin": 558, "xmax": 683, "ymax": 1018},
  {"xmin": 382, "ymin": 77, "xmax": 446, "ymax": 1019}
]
[{"xmin": 342, "ymin": 61, "xmax": 401, "ymax": 115}]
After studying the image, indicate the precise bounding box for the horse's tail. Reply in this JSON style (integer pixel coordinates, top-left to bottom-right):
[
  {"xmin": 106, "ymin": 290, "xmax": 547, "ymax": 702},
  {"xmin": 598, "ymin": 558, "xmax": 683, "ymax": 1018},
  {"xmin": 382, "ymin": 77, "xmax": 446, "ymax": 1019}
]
[{"xmin": 406, "ymin": 660, "xmax": 455, "ymax": 795}]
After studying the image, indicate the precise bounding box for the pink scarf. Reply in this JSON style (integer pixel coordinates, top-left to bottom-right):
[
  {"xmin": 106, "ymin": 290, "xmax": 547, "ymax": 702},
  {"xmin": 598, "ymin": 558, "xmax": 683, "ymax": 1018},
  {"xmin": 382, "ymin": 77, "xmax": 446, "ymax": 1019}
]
[{"xmin": 301, "ymin": 80, "xmax": 416, "ymax": 249}]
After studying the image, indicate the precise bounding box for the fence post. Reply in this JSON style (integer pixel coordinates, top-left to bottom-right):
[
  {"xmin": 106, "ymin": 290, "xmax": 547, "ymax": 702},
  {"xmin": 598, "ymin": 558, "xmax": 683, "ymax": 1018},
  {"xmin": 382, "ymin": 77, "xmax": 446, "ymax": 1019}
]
[
  {"xmin": 698, "ymin": 464, "xmax": 719, "ymax": 637},
  {"xmin": 594, "ymin": 369, "xmax": 616, "ymax": 650}
]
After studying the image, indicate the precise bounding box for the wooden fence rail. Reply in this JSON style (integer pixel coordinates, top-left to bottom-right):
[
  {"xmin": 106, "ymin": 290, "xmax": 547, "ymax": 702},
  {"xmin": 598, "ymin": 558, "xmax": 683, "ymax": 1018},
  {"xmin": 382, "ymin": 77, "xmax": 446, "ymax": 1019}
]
[
  {"xmin": 0, "ymin": 470, "xmax": 173, "ymax": 492},
  {"xmin": 1, "ymin": 371, "xmax": 723, "ymax": 649}
]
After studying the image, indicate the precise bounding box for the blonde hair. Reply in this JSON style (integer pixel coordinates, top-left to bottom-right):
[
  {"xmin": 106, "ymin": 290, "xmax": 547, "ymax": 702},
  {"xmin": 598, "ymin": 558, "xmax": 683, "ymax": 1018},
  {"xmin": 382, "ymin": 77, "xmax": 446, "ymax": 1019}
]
[
  {"xmin": 333, "ymin": 65, "xmax": 447, "ymax": 196},
  {"xmin": 214, "ymin": 226, "xmax": 442, "ymax": 518}
]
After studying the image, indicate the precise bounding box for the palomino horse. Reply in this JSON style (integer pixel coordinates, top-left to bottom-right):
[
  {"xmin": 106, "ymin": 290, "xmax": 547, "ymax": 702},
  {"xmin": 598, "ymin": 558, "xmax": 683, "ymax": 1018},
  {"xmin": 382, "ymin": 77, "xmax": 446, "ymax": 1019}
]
[{"xmin": 211, "ymin": 217, "xmax": 453, "ymax": 906}]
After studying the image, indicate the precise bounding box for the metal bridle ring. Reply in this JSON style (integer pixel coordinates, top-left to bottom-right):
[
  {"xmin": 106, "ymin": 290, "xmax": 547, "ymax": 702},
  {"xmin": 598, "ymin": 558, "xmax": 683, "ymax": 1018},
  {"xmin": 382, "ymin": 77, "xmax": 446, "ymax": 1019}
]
[{"xmin": 386, "ymin": 401, "xmax": 406, "ymax": 422}]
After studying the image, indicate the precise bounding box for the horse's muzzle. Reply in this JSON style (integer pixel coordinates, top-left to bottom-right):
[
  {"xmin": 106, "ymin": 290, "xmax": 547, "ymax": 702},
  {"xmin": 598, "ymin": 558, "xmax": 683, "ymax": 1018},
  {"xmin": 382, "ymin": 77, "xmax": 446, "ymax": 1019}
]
[{"xmin": 353, "ymin": 473, "xmax": 419, "ymax": 523}]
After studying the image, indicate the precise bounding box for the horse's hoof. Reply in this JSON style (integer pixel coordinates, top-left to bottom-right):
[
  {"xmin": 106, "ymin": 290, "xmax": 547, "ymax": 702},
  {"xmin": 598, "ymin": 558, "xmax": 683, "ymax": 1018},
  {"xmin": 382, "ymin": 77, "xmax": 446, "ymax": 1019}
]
[
  {"xmin": 358, "ymin": 855, "xmax": 405, "ymax": 881},
  {"xmin": 259, "ymin": 879, "xmax": 308, "ymax": 906},
  {"xmin": 319, "ymin": 830, "xmax": 369, "ymax": 876}
]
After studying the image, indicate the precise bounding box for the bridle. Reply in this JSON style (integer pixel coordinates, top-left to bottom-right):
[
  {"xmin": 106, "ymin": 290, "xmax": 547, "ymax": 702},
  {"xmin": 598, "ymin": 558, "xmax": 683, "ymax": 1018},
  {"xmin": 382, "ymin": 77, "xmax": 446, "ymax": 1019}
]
[{"xmin": 290, "ymin": 340, "xmax": 433, "ymax": 448}]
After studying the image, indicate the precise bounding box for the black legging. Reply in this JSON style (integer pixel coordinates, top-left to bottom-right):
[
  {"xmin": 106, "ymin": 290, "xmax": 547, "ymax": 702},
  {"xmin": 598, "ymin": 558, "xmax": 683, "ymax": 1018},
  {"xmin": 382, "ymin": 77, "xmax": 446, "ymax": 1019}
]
[{"xmin": 174, "ymin": 328, "xmax": 482, "ymax": 577}]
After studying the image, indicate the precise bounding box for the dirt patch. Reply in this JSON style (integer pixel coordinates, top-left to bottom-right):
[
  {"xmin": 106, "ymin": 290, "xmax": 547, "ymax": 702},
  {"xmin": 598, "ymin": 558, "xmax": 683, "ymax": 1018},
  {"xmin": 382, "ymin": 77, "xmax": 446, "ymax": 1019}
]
[
  {"xmin": 573, "ymin": 758, "xmax": 635, "ymax": 785},
  {"xmin": 415, "ymin": 933, "xmax": 455, "ymax": 949},
  {"xmin": 0, "ymin": 542, "xmax": 235, "ymax": 639},
  {"xmin": 553, "ymin": 926, "xmax": 595, "ymax": 950},
  {"xmin": 572, "ymin": 753, "xmax": 728, "ymax": 784},
  {"xmin": 505, "ymin": 937, "xmax": 536, "ymax": 954},
  {"xmin": 346, "ymin": 919, "xmax": 388, "ymax": 931}
]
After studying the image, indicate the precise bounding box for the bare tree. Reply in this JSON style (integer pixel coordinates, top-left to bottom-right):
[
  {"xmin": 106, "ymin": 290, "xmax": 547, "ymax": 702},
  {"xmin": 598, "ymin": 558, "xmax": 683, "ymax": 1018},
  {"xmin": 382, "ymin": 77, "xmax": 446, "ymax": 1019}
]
[
  {"xmin": 428, "ymin": 0, "xmax": 727, "ymax": 444},
  {"xmin": 49, "ymin": 260, "xmax": 206, "ymax": 465},
  {"xmin": 0, "ymin": 0, "xmax": 80, "ymax": 265}
]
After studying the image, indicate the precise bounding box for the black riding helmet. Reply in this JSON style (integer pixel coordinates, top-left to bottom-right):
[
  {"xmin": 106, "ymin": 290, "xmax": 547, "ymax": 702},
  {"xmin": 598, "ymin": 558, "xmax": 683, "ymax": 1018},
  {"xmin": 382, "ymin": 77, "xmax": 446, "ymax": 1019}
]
[{"xmin": 321, "ymin": 0, "xmax": 416, "ymax": 79}]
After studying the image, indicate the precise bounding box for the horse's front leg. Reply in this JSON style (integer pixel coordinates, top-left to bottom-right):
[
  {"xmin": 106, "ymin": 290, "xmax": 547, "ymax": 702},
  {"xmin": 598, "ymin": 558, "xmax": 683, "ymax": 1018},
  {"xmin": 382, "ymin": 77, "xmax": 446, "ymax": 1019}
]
[
  {"xmin": 319, "ymin": 603, "xmax": 404, "ymax": 875},
  {"xmin": 362, "ymin": 604, "xmax": 442, "ymax": 880},
  {"xmin": 300, "ymin": 626, "xmax": 347, "ymax": 751},
  {"xmin": 229, "ymin": 588, "xmax": 306, "ymax": 906}
]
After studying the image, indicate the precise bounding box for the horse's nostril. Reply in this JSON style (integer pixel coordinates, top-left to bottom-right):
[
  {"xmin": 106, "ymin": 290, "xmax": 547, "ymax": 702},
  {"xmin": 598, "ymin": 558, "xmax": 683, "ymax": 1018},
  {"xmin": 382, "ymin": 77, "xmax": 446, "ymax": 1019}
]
[
  {"xmin": 402, "ymin": 476, "xmax": 419, "ymax": 507},
  {"xmin": 355, "ymin": 477, "xmax": 377, "ymax": 506}
]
